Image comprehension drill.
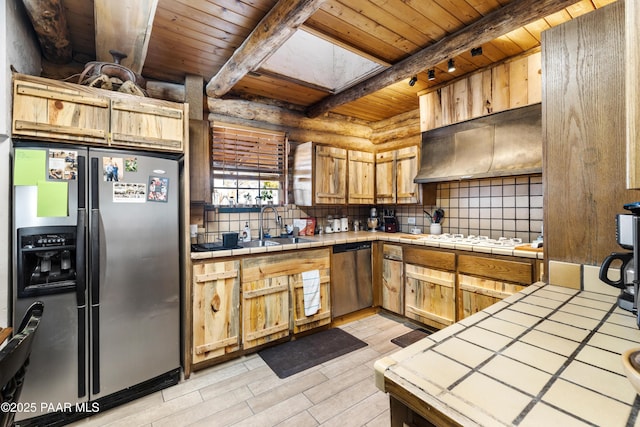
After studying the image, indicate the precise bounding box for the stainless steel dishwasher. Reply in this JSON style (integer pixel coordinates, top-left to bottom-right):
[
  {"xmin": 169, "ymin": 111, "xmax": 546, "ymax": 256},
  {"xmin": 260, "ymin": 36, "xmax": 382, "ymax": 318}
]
[{"xmin": 331, "ymin": 242, "xmax": 373, "ymax": 317}]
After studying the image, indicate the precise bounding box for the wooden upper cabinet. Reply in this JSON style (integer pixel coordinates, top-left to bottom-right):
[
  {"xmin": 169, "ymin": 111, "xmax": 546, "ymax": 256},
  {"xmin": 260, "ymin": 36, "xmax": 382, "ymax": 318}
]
[
  {"xmin": 395, "ymin": 146, "xmax": 420, "ymax": 204},
  {"xmin": 376, "ymin": 146, "xmax": 420, "ymax": 205},
  {"xmin": 315, "ymin": 145, "xmax": 347, "ymax": 205},
  {"xmin": 375, "ymin": 150, "xmax": 395, "ymax": 204},
  {"xmin": 110, "ymin": 98, "xmax": 185, "ymax": 152},
  {"xmin": 11, "ymin": 74, "xmax": 186, "ymax": 153},
  {"xmin": 12, "ymin": 74, "xmax": 109, "ymax": 144},
  {"xmin": 347, "ymin": 150, "xmax": 375, "ymax": 204}
]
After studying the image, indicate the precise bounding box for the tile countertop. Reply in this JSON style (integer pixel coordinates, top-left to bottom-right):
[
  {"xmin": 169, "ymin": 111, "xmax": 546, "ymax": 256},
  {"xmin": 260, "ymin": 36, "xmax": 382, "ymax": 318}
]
[
  {"xmin": 190, "ymin": 231, "xmax": 544, "ymax": 260},
  {"xmin": 374, "ymin": 283, "xmax": 640, "ymax": 427}
]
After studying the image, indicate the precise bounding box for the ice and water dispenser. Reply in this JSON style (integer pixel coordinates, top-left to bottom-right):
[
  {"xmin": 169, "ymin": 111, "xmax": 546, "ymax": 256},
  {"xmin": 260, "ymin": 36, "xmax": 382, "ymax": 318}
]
[{"xmin": 17, "ymin": 226, "xmax": 78, "ymax": 298}]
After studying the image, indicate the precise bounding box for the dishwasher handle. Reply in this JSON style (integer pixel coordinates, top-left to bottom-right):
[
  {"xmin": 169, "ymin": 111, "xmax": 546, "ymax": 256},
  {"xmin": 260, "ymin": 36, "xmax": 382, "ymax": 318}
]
[{"xmin": 333, "ymin": 242, "xmax": 372, "ymax": 253}]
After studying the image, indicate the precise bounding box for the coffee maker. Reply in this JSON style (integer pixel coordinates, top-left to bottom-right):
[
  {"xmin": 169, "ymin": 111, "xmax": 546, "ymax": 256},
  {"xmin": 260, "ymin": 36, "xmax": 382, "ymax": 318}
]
[
  {"xmin": 383, "ymin": 209, "xmax": 398, "ymax": 233},
  {"xmin": 599, "ymin": 203, "xmax": 640, "ymax": 327}
]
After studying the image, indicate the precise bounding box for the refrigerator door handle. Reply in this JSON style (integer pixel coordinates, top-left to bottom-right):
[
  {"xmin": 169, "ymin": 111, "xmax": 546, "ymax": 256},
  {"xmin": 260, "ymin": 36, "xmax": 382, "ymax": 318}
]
[
  {"xmin": 77, "ymin": 155, "xmax": 87, "ymax": 398},
  {"xmin": 90, "ymin": 157, "xmax": 101, "ymax": 395}
]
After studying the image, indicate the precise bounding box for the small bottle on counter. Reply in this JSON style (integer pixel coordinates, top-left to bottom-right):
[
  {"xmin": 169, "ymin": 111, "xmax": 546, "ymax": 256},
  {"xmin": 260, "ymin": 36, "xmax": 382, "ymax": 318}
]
[{"xmin": 242, "ymin": 222, "xmax": 251, "ymax": 242}]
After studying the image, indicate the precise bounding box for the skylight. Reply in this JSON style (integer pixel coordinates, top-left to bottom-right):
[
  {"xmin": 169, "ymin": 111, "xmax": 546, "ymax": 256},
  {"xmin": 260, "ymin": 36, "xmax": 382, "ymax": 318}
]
[{"xmin": 259, "ymin": 29, "xmax": 387, "ymax": 93}]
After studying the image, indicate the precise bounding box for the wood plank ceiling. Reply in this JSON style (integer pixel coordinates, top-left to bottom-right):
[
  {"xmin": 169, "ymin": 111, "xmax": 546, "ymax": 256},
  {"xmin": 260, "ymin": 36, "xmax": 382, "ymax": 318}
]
[{"xmin": 38, "ymin": 0, "xmax": 617, "ymax": 122}]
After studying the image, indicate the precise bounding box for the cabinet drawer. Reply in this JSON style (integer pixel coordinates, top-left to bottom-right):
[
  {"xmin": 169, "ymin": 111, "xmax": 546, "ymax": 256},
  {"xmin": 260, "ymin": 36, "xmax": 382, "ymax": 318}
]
[
  {"xmin": 458, "ymin": 254, "xmax": 532, "ymax": 284},
  {"xmin": 383, "ymin": 244, "xmax": 403, "ymax": 261},
  {"xmin": 404, "ymin": 247, "xmax": 455, "ymax": 271}
]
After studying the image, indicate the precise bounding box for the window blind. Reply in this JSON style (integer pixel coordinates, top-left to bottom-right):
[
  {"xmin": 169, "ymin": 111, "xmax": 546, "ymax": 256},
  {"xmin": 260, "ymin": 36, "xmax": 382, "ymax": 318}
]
[{"xmin": 211, "ymin": 125, "xmax": 285, "ymax": 180}]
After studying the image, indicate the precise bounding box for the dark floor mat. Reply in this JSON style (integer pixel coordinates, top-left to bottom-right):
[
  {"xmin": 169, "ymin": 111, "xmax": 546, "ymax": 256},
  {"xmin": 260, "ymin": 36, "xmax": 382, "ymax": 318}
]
[
  {"xmin": 391, "ymin": 328, "xmax": 432, "ymax": 348},
  {"xmin": 258, "ymin": 328, "xmax": 367, "ymax": 379}
]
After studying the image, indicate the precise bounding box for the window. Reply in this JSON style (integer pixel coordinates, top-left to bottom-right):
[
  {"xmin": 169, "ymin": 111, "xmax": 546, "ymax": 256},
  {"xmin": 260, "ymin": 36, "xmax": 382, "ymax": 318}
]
[{"xmin": 211, "ymin": 124, "xmax": 287, "ymax": 206}]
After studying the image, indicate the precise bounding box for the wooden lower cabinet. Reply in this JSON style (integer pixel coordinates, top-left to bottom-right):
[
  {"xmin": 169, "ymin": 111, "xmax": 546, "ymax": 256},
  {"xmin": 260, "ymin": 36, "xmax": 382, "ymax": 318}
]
[
  {"xmin": 404, "ymin": 247, "xmax": 456, "ymax": 330},
  {"xmin": 405, "ymin": 265, "xmax": 456, "ymax": 329},
  {"xmin": 242, "ymin": 275, "xmax": 290, "ymax": 350},
  {"xmin": 192, "ymin": 260, "xmax": 240, "ymax": 364},
  {"xmin": 241, "ymin": 249, "xmax": 331, "ymax": 349},
  {"xmin": 290, "ymin": 273, "xmax": 331, "ymax": 334},
  {"xmin": 458, "ymin": 274, "xmax": 526, "ymax": 318},
  {"xmin": 381, "ymin": 244, "xmax": 403, "ymax": 315},
  {"xmin": 457, "ymin": 254, "xmax": 533, "ymax": 320}
]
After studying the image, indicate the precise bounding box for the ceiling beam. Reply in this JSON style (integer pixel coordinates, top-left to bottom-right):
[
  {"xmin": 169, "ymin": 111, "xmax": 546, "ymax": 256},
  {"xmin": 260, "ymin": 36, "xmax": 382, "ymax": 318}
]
[
  {"xmin": 205, "ymin": 0, "xmax": 327, "ymax": 98},
  {"xmin": 94, "ymin": 0, "xmax": 158, "ymax": 73},
  {"xmin": 21, "ymin": 0, "xmax": 72, "ymax": 64},
  {"xmin": 305, "ymin": 0, "xmax": 582, "ymax": 118}
]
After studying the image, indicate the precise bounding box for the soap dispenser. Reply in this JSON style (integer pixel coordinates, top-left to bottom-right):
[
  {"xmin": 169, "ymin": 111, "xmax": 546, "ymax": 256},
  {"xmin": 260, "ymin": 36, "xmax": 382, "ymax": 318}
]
[{"xmin": 243, "ymin": 222, "xmax": 251, "ymax": 242}]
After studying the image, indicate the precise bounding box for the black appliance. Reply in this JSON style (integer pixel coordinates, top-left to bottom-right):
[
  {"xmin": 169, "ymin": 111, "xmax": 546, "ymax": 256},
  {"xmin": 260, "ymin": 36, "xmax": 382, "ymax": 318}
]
[{"xmin": 599, "ymin": 203, "xmax": 640, "ymax": 327}]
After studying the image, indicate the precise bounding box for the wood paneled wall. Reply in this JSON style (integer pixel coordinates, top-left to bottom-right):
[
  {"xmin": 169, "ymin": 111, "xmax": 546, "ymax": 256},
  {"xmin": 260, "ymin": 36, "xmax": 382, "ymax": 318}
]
[
  {"xmin": 543, "ymin": 1, "xmax": 640, "ymax": 267},
  {"xmin": 418, "ymin": 52, "xmax": 541, "ymax": 132}
]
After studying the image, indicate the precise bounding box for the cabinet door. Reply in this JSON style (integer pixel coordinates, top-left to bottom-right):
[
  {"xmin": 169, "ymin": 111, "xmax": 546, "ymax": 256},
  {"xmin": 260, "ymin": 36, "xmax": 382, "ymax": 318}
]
[
  {"xmin": 110, "ymin": 99, "xmax": 185, "ymax": 152},
  {"xmin": 290, "ymin": 268, "xmax": 331, "ymax": 334},
  {"xmin": 376, "ymin": 151, "xmax": 395, "ymax": 204},
  {"xmin": 395, "ymin": 146, "xmax": 420, "ymax": 204},
  {"xmin": 192, "ymin": 260, "xmax": 240, "ymax": 364},
  {"xmin": 405, "ymin": 264, "xmax": 455, "ymax": 330},
  {"xmin": 457, "ymin": 254, "xmax": 532, "ymax": 320},
  {"xmin": 458, "ymin": 274, "xmax": 525, "ymax": 319},
  {"xmin": 315, "ymin": 145, "xmax": 347, "ymax": 204},
  {"xmin": 12, "ymin": 76, "xmax": 109, "ymax": 144},
  {"xmin": 382, "ymin": 245, "xmax": 403, "ymax": 314},
  {"xmin": 242, "ymin": 275, "xmax": 290, "ymax": 350},
  {"xmin": 348, "ymin": 150, "xmax": 375, "ymax": 204}
]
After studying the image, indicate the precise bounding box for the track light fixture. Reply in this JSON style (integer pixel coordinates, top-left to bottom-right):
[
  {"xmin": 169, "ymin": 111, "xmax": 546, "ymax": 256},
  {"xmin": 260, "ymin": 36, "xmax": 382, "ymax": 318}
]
[
  {"xmin": 408, "ymin": 75, "xmax": 418, "ymax": 86},
  {"xmin": 447, "ymin": 59, "xmax": 456, "ymax": 72},
  {"xmin": 427, "ymin": 69, "xmax": 435, "ymax": 81},
  {"xmin": 471, "ymin": 47, "xmax": 483, "ymax": 57}
]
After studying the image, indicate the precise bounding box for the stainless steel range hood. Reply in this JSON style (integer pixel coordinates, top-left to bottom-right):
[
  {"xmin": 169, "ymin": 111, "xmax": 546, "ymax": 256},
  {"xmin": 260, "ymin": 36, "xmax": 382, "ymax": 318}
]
[{"xmin": 415, "ymin": 104, "xmax": 542, "ymax": 183}]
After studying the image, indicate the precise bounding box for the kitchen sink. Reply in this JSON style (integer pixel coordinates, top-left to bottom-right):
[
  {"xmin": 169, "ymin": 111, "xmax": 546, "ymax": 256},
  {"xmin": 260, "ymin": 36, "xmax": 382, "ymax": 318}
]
[
  {"xmin": 268, "ymin": 237, "xmax": 313, "ymax": 244},
  {"xmin": 238, "ymin": 237, "xmax": 314, "ymax": 248},
  {"xmin": 239, "ymin": 239, "xmax": 281, "ymax": 248}
]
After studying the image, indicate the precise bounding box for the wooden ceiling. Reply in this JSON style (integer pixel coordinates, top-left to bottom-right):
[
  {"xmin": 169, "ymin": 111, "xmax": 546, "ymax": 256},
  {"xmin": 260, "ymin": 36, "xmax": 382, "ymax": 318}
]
[{"xmin": 34, "ymin": 0, "xmax": 617, "ymax": 122}]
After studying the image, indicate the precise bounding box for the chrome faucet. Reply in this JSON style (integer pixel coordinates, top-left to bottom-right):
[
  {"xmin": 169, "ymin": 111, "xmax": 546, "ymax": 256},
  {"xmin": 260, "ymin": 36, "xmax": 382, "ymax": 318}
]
[{"xmin": 259, "ymin": 205, "xmax": 281, "ymax": 240}]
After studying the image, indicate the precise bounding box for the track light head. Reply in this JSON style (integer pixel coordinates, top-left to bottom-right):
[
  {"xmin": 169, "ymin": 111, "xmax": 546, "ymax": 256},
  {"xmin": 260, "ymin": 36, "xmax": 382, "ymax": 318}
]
[
  {"xmin": 427, "ymin": 69, "xmax": 435, "ymax": 81},
  {"xmin": 447, "ymin": 59, "xmax": 456, "ymax": 72},
  {"xmin": 408, "ymin": 75, "xmax": 418, "ymax": 86},
  {"xmin": 471, "ymin": 47, "xmax": 483, "ymax": 57}
]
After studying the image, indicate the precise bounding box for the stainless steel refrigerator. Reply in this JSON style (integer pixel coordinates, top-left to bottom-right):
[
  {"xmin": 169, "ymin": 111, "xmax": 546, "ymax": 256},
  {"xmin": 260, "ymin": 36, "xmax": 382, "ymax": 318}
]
[{"xmin": 11, "ymin": 141, "xmax": 181, "ymax": 425}]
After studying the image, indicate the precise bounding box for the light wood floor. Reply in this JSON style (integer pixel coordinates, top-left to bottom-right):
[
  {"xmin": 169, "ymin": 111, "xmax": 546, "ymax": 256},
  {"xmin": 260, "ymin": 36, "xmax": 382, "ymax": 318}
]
[{"xmin": 70, "ymin": 313, "xmax": 416, "ymax": 427}]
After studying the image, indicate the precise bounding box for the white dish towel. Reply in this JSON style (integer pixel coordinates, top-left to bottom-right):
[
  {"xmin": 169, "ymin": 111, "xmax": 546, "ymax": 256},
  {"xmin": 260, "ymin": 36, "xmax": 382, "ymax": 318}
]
[{"xmin": 302, "ymin": 269, "xmax": 321, "ymax": 316}]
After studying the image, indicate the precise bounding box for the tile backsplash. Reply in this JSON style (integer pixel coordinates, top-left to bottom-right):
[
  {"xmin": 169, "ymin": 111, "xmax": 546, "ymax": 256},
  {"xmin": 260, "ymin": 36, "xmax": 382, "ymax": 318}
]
[
  {"xmin": 200, "ymin": 174, "xmax": 543, "ymax": 244},
  {"xmin": 399, "ymin": 174, "xmax": 543, "ymax": 243}
]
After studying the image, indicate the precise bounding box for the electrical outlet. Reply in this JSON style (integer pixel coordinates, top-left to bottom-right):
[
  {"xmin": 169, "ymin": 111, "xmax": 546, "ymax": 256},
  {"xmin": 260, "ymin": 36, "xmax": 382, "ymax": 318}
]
[{"xmin": 408, "ymin": 217, "xmax": 416, "ymax": 225}]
